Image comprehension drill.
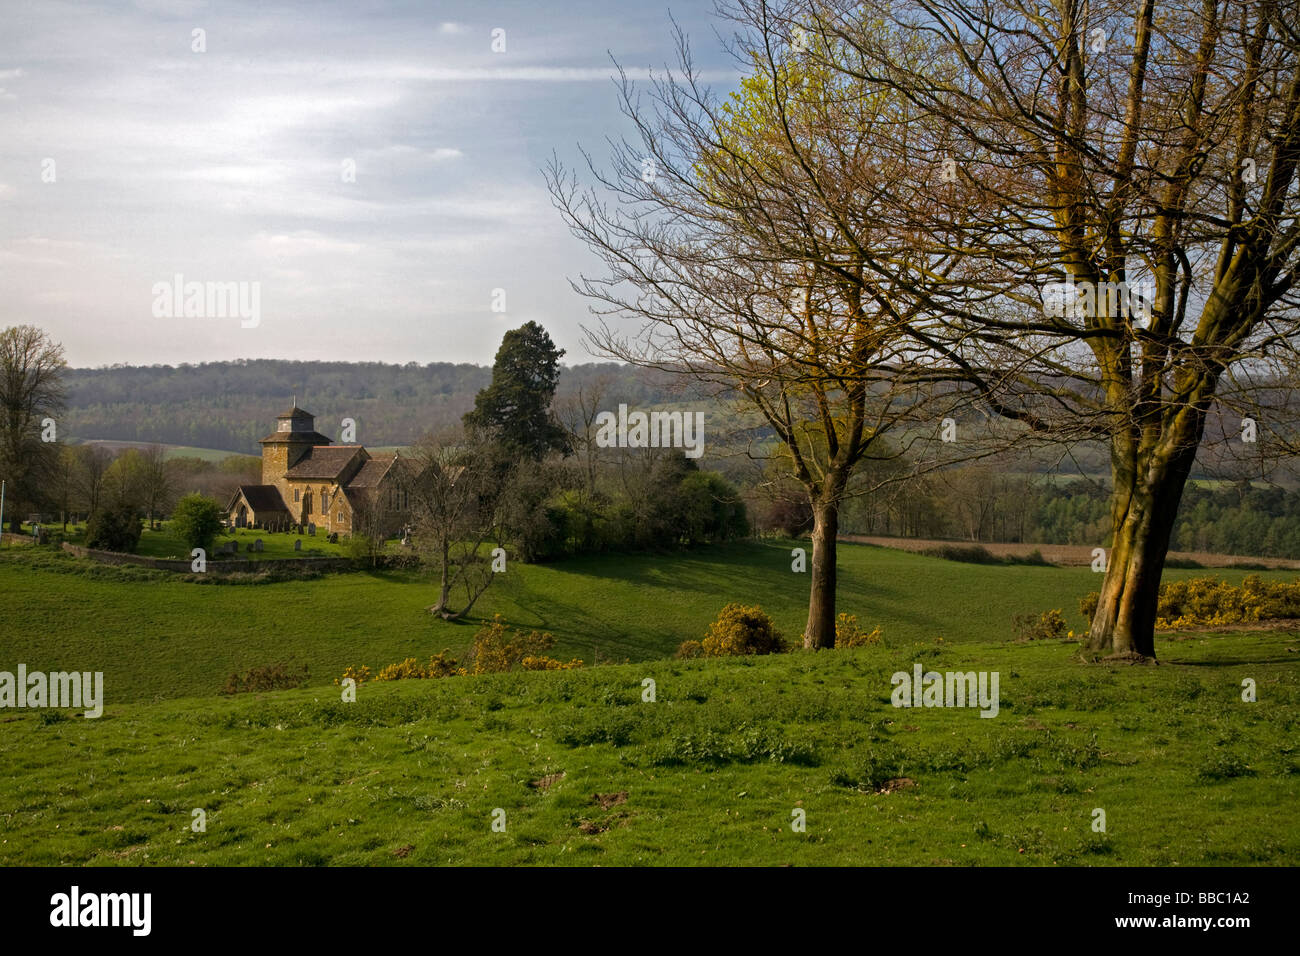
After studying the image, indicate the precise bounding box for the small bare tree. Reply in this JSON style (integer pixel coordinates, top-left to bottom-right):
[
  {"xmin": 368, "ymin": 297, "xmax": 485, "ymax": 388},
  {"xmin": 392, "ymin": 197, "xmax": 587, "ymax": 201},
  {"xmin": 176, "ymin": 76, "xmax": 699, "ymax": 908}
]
[{"xmin": 400, "ymin": 430, "xmax": 510, "ymax": 621}]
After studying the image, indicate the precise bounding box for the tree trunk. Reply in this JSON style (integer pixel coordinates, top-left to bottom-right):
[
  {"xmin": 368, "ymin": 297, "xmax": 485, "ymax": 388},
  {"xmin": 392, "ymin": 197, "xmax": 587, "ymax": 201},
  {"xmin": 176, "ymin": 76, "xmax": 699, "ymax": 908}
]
[
  {"xmin": 430, "ymin": 538, "xmax": 453, "ymax": 616},
  {"xmin": 803, "ymin": 493, "xmax": 839, "ymax": 649},
  {"xmin": 1087, "ymin": 413, "xmax": 1206, "ymax": 658}
]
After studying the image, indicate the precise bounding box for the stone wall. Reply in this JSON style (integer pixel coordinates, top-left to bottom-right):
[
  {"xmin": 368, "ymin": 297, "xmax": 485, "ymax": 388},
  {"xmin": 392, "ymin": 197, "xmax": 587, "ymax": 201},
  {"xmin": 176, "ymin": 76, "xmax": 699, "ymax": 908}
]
[{"xmin": 60, "ymin": 541, "xmax": 359, "ymax": 574}]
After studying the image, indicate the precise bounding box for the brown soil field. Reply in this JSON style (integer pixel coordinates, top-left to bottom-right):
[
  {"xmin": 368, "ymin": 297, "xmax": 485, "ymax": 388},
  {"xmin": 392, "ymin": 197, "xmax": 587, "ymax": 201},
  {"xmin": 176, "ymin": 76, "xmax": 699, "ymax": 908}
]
[{"xmin": 841, "ymin": 535, "xmax": 1300, "ymax": 570}]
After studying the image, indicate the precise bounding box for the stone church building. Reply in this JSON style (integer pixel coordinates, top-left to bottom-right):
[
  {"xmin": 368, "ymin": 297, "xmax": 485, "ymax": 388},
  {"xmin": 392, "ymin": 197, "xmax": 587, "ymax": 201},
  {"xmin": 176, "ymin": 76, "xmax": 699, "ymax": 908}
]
[{"xmin": 226, "ymin": 405, "xmax": 413, "ymax": 537}]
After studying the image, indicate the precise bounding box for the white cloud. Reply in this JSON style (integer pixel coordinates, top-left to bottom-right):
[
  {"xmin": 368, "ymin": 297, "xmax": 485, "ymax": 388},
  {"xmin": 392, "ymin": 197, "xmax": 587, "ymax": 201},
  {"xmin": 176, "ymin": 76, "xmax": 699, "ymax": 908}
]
[
  {"xmin": 439, "ymin": 22, "xmax": 465, "ymax": 34},
  {"xmin": 246, "ymin": 231, "xmax": 365, "ymax": 258}
]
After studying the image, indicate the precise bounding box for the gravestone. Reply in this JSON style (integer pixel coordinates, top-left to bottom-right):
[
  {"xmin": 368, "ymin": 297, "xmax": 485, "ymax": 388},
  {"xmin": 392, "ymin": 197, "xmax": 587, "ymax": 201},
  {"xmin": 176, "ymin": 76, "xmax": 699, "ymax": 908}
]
[
  {"xmin": 294, "ymin": 539, "xmax": 302, "ymax": 552},
  {"xmin": 308, "ymin": 524, "xmax": 316, "ymax": 536},
  {"xmin": 246, "ymin": 542, "xmax": 255, "ymax": 552},
  {"xmin": 328, "ymin": 532, "xmax": 338, "ymax": 544},
  {"xmin": 253, "ymin": 538, "xmax": 263, "ymax": 553}
]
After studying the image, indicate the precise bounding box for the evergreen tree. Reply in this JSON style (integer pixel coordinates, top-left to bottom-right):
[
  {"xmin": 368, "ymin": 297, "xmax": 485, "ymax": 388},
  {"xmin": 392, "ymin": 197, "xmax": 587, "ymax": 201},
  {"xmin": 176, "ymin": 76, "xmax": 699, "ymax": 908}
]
[{"xmin": 463, "ymin": 322, "xmax": 571, "ymax": 461}]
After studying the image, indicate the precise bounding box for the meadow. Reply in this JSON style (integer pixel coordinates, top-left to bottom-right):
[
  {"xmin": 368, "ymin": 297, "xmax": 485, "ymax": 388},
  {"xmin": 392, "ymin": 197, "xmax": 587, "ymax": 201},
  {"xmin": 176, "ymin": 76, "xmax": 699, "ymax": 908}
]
[
  {"xmin": 0, "ymin": 540, "xmax": 1297, "ymax": 866},
  {"xmin": 4, "ymin": 538, "xmax": 1298, "ymax": 702},
  {"xmin": 0, "ymin": 630, "xmax": 1295, "ymax": 866}
]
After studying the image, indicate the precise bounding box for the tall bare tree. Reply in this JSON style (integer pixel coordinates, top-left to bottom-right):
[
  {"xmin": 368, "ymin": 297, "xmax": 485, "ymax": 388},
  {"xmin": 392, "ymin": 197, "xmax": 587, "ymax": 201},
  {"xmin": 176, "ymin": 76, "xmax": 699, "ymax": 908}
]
[
  {"xmin": 73, "ymin": 444, "xmax": 114, "ymax": 520},
  {"xmin": 138, "ymin": 445, "xmax": 174, "ymax": 529},
  {"xmin": 772, "ymin": 0, "xmax": 1300, "ymax": 657},
  {"xmin": 0, "ymin": 326, "xmax": 66, "ymax": 531},
  {"xmin": 548, "ymin": 19, "xmax": 962, "ymax": 647}
]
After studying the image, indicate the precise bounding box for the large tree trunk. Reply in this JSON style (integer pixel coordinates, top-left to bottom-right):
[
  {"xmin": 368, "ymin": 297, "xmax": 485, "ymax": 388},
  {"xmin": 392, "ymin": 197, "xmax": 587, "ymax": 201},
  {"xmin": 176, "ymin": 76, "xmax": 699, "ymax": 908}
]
[
  {"xmin": 1087, "ymin": 407, "xmax": 1208, "ymax": 658},
  {"xmin": 803, "ymin": 493, "xmax": 840, "ymax": 650}
]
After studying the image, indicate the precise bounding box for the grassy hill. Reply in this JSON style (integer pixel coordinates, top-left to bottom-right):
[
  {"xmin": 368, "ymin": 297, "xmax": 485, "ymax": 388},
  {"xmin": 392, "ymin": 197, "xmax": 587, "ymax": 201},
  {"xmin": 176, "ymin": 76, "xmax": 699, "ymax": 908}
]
[
  {"xmin": 5, "ymin": 539, "xmax": 1299, "ymax": 703},
  {"xmin": 2, "ymin": 541, "xmax": 1297, "ymax": 866},
  {"xmin": 1, "ymin": 629, "xmax": 1295, "ymax": 866}
]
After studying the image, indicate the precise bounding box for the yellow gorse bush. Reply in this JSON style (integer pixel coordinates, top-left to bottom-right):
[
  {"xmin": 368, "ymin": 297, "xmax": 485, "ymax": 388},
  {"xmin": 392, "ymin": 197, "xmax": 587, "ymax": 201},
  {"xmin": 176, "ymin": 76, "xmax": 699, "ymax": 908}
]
[
  {"xmin": 1079, "ymin": 575, "xmax": 1300, "ymax": 630},
  {"xmin": 334, "ymin": 664, "xmax": 372, "ymax": 686},
  {"xmin": 834, "ymin": 613, "xmax": 883, "ymax": 648},
  {"xmin": 700, "ymin": 603, "xmax": 786, "ymax": 656},
  {"xmin": 344, "ymin": 615, "xmax": 586, "ymax": 683}
]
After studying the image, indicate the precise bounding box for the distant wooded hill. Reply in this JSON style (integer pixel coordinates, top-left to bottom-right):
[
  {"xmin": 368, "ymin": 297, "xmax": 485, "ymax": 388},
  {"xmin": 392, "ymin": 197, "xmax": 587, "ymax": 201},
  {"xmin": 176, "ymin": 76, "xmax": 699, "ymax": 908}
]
[
  {"xmin": 62, "ymin": 360, "xmax": 705, "ymax": 454},
  {"xmin": 61, "ymin": 360, "xmax": 1283, "ymax": 488}
]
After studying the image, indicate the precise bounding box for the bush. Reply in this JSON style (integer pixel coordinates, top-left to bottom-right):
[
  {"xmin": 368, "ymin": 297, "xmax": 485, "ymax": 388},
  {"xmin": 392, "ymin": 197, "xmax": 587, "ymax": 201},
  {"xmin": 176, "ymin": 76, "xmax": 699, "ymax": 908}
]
[
  {"xmin": 222, "ymin": 661, "xmax": 309, "ymax": 695},
  {"xmin": 85, "ymin": 505, "xmax": 143, "ymax": 553},
  {"xmin": 834, "ymin": 613, "xmax": 883, "ymax": 648},
  {"xmin": 463, "ymin": 615, "xmax": 583, "ymax": 674},
  {"xmin": 699, "ymin": 603, "xmax": 786, "ymax": 656},
  {"xmin": 1195, "ymin": 752, "xmax": 1256, "ymax": 781},
  {"xmin": 335, "ymin": 664, "xmax": 373, "ymax": 686},
  {"xmin": 171, "ymin": 494, "xmax": 225, "ymax": 555},
  {"xmin": 1079, "ymin": 575, "xmax": 1300, "ymax": 629},
  {"xmin": 426, "ymin": 650, "xmax": 462, "ymax": 677},
  {"xmin": 675, "ymin": 639, "xmax": 705, "ymax": 659},
  {"xmin": 520, "ymin": 655, "xmax": 584, "ymax": 671},
  {"xmin": 1012, "ymin": 608, "xmax": 1070, "ymax": 641},
  {"xmin": 374, "ymin": 657, "xmax": 429, "ymax": 682},
  {"xmin": 1079, "ymin": 591, "xmax": 1100, "ymax": 620}
]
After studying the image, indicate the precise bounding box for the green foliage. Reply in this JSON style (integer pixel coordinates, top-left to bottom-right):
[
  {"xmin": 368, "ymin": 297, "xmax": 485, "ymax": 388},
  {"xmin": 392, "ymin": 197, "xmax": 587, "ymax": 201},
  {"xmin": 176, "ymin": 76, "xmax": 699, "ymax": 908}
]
[
  {"xmin": 677, "ymin": 470, "xmax": 749, "ymax": 544},
  {"xmin": 170, "ymin": 494, "xmax": 224, "ymax": 555},
  {"xmin": 85, "ymin": 504, "xmax": 143, "ymax": 553},
  {"xmin": 1195, "ymin": 752, "xmax": 1256, "ymax": 782},
  {"xmin": 463, "ymin": 321, "xmax": 570, "ymax": 461}
]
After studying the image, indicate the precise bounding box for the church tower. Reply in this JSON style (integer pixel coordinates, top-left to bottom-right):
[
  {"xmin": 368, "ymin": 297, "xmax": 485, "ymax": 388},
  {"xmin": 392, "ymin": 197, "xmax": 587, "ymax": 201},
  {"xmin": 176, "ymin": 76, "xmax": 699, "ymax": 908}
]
[{"xmin": 258, "ymin": 404, "xmax": 332, "ymax": 486}]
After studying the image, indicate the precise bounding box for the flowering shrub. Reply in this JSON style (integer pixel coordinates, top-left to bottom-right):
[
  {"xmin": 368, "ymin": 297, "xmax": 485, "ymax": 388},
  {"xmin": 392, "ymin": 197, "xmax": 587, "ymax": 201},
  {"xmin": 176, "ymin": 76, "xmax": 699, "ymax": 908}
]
[
  {"xmin": 834, "ymin": 613, "xmax": 883, "ymax": 648},
  {"xmin": 349, "ymin": 618, "xmax": 586, "ymax": 682},
  {"xmin": 520, "ymin": 655, "xmax": 584, "ymax": 671},
  {"xmin": 1012, "ymin": 609, "xmax": 1070, "ymax": 641},
  {"xmin": 335, "ymin": 664, "xmax": 373, "ymax": 686},
  {"xmin": 1078, "ymin": 575, "xmax": 1300, "ymax": 629},
  {"xmin": 464, "ymin": 615, "xmax": 579, "ymax": 674},
  {"xmin": 374, "ymin": 657, "xmax": 430, "ymax": 682},
  {"xmin": 426, "ymin": 650, "xmax": 462, "ymax": 677},
  {"xmin": 675, "ymin": 640, "xmax": 705, "ymax": 659},
  {"xmin": 698, "ymin": 603, "xmax": 787, "ymax": 656}
]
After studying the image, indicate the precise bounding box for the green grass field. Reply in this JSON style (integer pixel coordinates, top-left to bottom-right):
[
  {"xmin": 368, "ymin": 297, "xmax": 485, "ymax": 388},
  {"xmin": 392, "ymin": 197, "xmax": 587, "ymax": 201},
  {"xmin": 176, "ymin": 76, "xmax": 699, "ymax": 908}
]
[
  {"xmin": 5, "ymin": 538, "xmax": 1297, "ymax": 703},
  {"xmin": 1, "ymin": 540, "xmax": 1297, "ymax": 865},
  {"xmin": 0, "ymin": 630, "xmax": 1295, "ymax": 866}
]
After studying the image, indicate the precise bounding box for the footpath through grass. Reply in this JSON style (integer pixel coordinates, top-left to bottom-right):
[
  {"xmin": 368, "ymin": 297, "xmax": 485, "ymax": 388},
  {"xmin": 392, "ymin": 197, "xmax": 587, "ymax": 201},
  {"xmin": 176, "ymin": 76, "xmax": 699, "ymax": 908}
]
[{"xmin": 1, "ymin": 630, "xmax": 1295, "ymax": 866}]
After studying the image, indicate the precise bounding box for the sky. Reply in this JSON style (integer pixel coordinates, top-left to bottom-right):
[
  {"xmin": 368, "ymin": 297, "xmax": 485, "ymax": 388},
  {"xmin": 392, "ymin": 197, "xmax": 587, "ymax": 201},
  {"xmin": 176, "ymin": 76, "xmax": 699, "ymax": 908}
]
[{"xmin": 0, "ymin": 0, "xmax": 740, "ymax": 368}]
